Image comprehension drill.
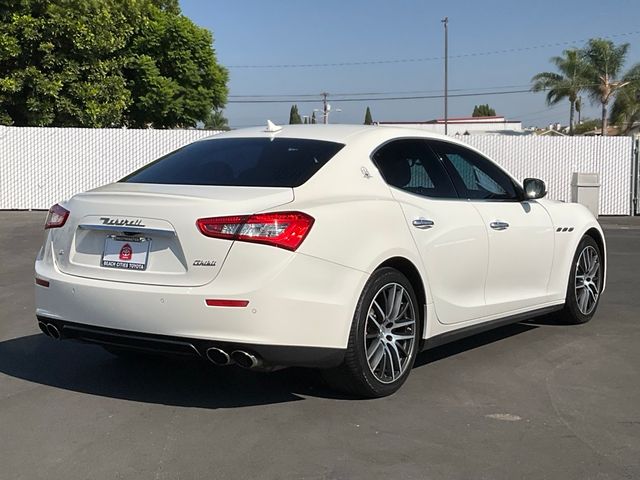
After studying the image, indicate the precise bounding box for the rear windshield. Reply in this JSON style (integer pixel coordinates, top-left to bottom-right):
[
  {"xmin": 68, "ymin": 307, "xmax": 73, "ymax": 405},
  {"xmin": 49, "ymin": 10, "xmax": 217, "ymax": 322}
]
[{"xmin": 121, "ymin": 137, "xmax": 345, "ymax": 187}]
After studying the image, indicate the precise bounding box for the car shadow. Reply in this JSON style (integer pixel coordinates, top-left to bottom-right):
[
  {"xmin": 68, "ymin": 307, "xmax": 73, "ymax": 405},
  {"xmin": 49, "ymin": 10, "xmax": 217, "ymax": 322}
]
[
  {"xmin": 521, "ymin": 312, "xmax": 571, "ymax": 327},
  {"xmin": 0, "ymin": 334, "xmax": 336, "ymax": 408},
  {"xmin": 414, "ymin": 322, "xmax": 539, "ymax": 368},
  {"xmin": 1, "ymin": 323, "xmax": 540, "ymax": 407}
]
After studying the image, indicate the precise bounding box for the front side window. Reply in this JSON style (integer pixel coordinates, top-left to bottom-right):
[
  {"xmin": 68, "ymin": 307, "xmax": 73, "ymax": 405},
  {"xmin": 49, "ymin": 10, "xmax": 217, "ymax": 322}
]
[
  {"xmin": 428, "ymin": 141, "xmax": 520, "ymax": 200},
  {"xmin": 372, "ymin": 139, "xmax": 457, "ymax": 199},
  {"xmin": 122, "ymin": 138, "xmax": 345, "ymax": 187}
]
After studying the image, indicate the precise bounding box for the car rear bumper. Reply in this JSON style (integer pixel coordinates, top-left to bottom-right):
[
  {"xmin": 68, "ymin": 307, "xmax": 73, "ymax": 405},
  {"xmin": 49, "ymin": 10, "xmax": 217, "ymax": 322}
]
[
  {"xmin": 36, "ymin": 315, "xmax": 345, "ymax": 368},
  {"xmin": 35, "ymin": 241, "xmax": 368, "ymax": 357}
]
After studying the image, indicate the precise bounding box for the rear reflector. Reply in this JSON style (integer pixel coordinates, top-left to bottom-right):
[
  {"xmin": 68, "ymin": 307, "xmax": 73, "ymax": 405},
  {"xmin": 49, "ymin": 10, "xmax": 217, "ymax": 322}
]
[
  {"xmin": 35, "ymin": 276, "xmax": 50, "ymax": 287},
  {"xmin": 197, "ymin": 211, "xmax": 314, "ymax": 251},
  {"xmin": 205, "ymin": 299, "xmax": 249, "ymax": 307},
  {"xmin": 45, "ymin": 203, "xmax": 70, "ymax": 229}
]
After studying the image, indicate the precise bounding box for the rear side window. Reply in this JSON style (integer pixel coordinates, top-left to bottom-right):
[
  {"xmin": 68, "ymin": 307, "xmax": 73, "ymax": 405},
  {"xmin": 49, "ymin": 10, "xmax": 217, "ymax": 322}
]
[
  {"xmin": 372, "ymin": 139, "xmax": 458, "ymax": 199},
  {"xmin": 122, "ymin": 138, "xmax": 345, "ymax": 187}
]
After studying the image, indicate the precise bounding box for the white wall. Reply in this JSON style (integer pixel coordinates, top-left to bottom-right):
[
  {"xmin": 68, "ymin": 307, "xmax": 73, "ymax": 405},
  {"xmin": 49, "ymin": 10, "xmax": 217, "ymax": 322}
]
[
  {"xmin": 462, "ymin": 136, "xmax": 634, "ymax": 216},
  {"xmin": 0, "ymin": 126, "xmax": 216, "ymax": 210},
  {"xmin": 0, "ymin": 126, "xmax": 634, "ymax": 215}
]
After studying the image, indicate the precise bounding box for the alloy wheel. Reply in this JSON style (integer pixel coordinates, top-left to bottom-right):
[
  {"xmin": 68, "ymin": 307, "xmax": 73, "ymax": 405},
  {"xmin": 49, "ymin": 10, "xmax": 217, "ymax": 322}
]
[
  {"xmin": 575, "ymin": 245, "xmax": 601, "ymax": 315},
  {"xmin": 364, "ymin": 283, "xmax": 417, "ymax": 384}
]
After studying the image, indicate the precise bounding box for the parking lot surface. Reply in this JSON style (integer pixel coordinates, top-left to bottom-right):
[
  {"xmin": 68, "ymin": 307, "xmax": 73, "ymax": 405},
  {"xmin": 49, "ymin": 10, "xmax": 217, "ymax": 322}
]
[{"xmin": 1, "ymin": 211, "xmax": 638, "ymax": 480}]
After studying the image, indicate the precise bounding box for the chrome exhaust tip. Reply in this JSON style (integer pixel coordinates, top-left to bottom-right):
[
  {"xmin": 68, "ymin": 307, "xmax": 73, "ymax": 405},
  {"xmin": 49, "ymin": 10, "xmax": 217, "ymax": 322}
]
[
  {"xmin": 38, "ymin": 321, "xmax": 50, "ymax": 336},
  {"xmin": 206, "ymin": 347, "xmax": 232, "ymax": 366},
  {"xmin": 231, "ymin": 350, "xmax": 261, "ymax": 369},
  {"xmin": 46, "ymin": 323, "xmax": 61, "ymax": 340}
]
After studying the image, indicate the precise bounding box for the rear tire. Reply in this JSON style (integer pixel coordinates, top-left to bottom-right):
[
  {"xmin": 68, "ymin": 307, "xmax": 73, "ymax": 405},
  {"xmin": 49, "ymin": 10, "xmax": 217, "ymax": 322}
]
[
  {"xmin": 559, "ymin": 235, "xmax": 603, "ymax": 324},
  {"xmin": 323, "ymin": 267, "xmax": 421, "ymax": 398}
]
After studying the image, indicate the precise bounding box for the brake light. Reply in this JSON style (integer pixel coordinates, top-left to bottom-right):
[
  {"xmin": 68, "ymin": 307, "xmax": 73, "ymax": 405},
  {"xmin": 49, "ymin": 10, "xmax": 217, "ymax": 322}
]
[
  {"xmin": 44, "ymin": 204, "xmax": 70, "ymax": 229},
  {"xmin": 197, "ymin": 211, "xmax": 314, "ymax": 251}
]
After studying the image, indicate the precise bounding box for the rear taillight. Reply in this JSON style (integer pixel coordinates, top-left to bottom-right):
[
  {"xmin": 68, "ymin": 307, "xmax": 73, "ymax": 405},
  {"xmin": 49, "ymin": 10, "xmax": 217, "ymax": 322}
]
[
  {"xmin": 44, "ymin": 204, "xmax": 70, "ymax": 229},
  {"xmin": 197, "ymin": 211, "xmax": 314, "ymax": 251}
]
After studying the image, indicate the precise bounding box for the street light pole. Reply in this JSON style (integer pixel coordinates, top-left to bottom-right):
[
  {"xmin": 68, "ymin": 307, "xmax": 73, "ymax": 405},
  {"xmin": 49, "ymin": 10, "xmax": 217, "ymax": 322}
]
[{"xmin": 441, "ymin": 17, "xmax": 449, "ymax": 135}]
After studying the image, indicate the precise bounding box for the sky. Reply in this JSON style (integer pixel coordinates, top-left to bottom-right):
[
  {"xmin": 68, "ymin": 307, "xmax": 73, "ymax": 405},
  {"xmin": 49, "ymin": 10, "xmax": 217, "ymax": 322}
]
[{"xmin": 180, "ymin": 0, "xmax": 640, "ymax": 129}]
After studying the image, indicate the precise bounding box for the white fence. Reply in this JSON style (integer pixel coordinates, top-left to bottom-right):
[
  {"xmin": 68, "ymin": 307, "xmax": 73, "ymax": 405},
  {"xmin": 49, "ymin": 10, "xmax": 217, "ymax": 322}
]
[
  {"xmin": 0, "ymin": 126, "xmax": 215, "ymax": 210},
  {"xmin": 0, "ymin": 126, "xmax": 635, "ymax": 214},
  {"xmin": 461, "ymin": 136, "xmax": 634, "ymax": 216}
]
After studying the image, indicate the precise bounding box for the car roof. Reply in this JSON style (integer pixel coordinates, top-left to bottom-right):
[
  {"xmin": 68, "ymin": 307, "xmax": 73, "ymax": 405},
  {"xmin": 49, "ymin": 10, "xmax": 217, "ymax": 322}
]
[
  {"xmin": 196, "ymin": 123, "xmax": 522, "ymax": 189},
  {"xmin": 200, "ymin": 123, "xmax": 461, "ymax": 146}
]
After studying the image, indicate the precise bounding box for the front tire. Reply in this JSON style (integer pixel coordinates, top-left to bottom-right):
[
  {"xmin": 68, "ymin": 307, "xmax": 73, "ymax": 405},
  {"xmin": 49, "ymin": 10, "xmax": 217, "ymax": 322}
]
[
  {"xmin": 559, "ymin": 235, "xmax": 603, "ymax": 324},
  {"xmin": 324, "ymin": 267, "xmax": 420, "ymax": 398}
]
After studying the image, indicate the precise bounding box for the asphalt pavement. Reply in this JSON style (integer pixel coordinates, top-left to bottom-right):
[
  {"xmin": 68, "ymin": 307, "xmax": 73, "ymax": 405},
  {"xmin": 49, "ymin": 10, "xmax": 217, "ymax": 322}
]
[{"xmin": 0, "ymin": 211, "xmax": 638, "ymax": 480}]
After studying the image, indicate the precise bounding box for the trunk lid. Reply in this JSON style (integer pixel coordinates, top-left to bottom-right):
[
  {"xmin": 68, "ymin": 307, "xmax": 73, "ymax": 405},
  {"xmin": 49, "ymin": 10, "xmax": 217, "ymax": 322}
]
[{"xmin": 54, "ymin": 183, "xmax": 294, "ymax": 286}]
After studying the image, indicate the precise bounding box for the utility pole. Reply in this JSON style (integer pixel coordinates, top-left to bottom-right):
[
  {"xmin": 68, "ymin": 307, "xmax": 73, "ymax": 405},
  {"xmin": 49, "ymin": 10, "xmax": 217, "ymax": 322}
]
[
  {"xmin": 321, "ymin": 92, "xmax": 329, "ymax": 124},
  {"xmin": 441, "ymin": 17, "xmax": 449, "ymax": 135}
]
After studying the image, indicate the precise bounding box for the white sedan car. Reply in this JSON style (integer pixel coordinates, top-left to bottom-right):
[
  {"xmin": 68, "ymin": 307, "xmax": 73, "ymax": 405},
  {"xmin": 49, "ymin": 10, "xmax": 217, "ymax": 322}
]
[{"xmin": 35, "ymin": 124, "xmax": 605, "ymax": 397}]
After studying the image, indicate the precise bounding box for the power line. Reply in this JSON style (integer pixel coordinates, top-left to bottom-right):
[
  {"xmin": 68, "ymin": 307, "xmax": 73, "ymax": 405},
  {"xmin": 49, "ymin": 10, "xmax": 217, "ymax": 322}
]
[
  {"xmin": 227, "ymin": 89, "xmax": 535, "ymax": 104},
  {"xmin": 226, "ymin": 30, "xmax": 640, "ymax": 69},
  {"xmin": 229, "ymin": 78, "xmax": 640, "ymax": 100},
  {"xmin": 228, "ymin": 84, "xmax": 534, "ymax": 98},
  {"xmin": 230, "ymin": 86, "xmax": 626, "ymax": 105}
]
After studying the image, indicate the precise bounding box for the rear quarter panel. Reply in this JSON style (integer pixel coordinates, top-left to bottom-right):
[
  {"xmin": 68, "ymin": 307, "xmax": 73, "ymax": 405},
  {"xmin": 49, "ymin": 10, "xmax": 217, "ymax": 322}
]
[
  {"xmin": 288, "ymin": 137, "xmax": 431, "ymax": 301},
  {"xmin": 268, "ymin": 133, "xmax": 456, "ymax": 343}
]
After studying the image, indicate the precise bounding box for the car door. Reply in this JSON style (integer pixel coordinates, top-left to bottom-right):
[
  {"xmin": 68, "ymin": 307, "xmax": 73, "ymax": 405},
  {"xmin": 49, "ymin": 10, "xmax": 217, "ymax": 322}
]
[
  {"xmin": 372, "ymin": 139, "xmax": 489, "ymax": 325},
  {"xmin": 429, "ymin": 140, "xmax": 555, "ymax": 315}
]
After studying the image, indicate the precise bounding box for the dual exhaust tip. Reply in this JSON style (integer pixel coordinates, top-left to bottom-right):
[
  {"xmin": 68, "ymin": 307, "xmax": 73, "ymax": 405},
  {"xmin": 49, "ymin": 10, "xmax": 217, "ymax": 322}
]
[
  {"xmin": 38, "ymin": 321, "xmax": 61, "ymax": 340},
  {"xmin": 38, "ymin": 322, "xmax": 260, "ymax": 369},
  {"xmin": 205, "ymin": 347, "xmax": 261, "ymax": 369}
]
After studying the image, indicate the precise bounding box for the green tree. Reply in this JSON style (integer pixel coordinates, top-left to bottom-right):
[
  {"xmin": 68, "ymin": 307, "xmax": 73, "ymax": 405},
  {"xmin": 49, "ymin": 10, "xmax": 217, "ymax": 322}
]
[
  {"xmin": 124, "ymin": 2, "xmax": 228, "ymax": 128},
  {"xmin": 573, "ymin": 118, "xmax": 601, "ymax": 135},
  {"xmin": 0, "ymin": 0, "xmax": 228, "ymax": 128},
  {"xmin": 311, "ymin": 111, "xmax": 317, "ymax": 124},
  {"xmin": 471, "ymin": 104, "xmax": 496, "ymax": 117},
  {"xmin": 582, "ymin": 38, "xmax": 630, "ymax": 135},
  {"xmin": 531, "ymin": 49, "xmax": 589, "ymax": 135},
  {"xmin": 152, "ymin": 0, "xmax": 180, "ymax": 14},
  {"xmin": 363, "ymin": 106, "xmax": 373, "ymax": 125},
  {"xmin": 203, "ymin": 108, "xmax": 229, "ymax": 130},
  {"xmin": 610, "ymin": 64, "xmax": 640, "ymax": 134},
  {"xmin": 289, "ymin": 104, "xmax": 302, "ymax": 124},
  {"xmin": 0, "ymin": 0, "xmax": 140, "ymax": 126}
]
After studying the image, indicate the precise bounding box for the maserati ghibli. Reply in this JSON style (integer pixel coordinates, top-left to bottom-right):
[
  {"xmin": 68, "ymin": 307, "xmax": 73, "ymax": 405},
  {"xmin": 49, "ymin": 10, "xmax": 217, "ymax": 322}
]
[{"xmin": 35, "ymin": 124, "xmax": 605, "ymax": 397}]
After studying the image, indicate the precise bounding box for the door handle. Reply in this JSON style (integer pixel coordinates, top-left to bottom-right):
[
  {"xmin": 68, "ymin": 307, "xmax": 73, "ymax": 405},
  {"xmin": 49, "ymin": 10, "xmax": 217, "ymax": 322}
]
[
  {"xmin": 490, "ymin": 221, "xmax": 509, "ymax": 231},
  {"xmin": 412, "ymin": 217, "xmax": 435, "ymax": 229}
]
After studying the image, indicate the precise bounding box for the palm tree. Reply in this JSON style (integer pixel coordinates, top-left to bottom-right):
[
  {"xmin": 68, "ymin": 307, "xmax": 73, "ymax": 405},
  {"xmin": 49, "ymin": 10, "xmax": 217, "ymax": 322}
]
[
  {"xmin": 610, "ymin": 64, "xmax": 640, "ymax": 134},
  {"xmin": 582, "ymin": 38, "xmax": 630, "ymax": 135},
  {"xmin": 531, "ymin": 49, "xmax": 588, "ymax": 135}
]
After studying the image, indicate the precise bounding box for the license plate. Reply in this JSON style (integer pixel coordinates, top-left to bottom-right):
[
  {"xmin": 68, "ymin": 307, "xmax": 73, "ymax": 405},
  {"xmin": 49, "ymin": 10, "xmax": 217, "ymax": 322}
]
[{"xmin": 101, "ymin": 235, "xmax": 151, "ymax": 271}]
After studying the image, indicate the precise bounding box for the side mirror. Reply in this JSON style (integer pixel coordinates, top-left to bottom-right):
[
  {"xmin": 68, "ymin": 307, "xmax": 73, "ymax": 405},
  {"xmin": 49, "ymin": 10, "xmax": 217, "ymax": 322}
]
[{"xmin": 523, "ymin": 178, "xmax": 547, "ymax": 199}]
